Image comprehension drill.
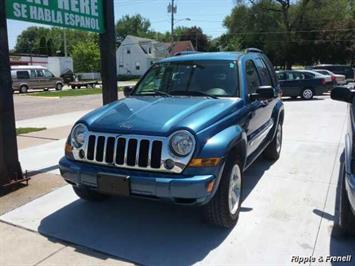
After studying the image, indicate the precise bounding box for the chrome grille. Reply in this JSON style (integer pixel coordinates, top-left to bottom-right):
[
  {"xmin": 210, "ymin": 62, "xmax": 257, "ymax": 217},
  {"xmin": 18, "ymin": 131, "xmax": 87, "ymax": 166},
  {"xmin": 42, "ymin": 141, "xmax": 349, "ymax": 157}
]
[
  {"xmin": 85, "ymin": 134, "xmax": 163, "ymax": 169},
  {"xmin": 72, "ymin": 132, "xmax": 195, "ymax": 173}
]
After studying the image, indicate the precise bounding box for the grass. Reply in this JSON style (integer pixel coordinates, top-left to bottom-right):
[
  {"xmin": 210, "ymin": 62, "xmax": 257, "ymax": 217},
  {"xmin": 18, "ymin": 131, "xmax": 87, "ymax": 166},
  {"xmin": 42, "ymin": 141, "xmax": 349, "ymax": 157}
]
[
  {"xmin": 29, "ymin": 87, "xmax": 124, "ymax": 98},
  {"xmin": 16, "ymin": 127, "xmax": 46, "ymax": 135}
]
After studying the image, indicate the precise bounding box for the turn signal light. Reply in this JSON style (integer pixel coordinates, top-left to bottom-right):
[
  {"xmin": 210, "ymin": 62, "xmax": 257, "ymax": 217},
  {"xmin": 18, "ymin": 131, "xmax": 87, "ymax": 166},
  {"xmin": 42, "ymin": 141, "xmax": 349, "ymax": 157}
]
[
  {"xmin": 65, "ymin": 143, "xmax": 73, "ymax": 157},
  {"xmin": 207, "ymin": 180, "xmax": 215, "ymax": 193},
  {"xmin": 189, "ymin": 158, "xmax": 221, "ymax": 167}
]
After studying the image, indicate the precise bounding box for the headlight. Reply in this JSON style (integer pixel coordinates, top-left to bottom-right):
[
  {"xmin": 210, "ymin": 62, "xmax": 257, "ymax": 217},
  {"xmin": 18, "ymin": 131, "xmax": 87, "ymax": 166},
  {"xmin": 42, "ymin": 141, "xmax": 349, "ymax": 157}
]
[
  {"xmin": 169, "ymin": 130, "xmax": 195, "ymax": 157},
  {"xmin": 71, "ymin": 123, "xmax": 88, "ymax": 148}
]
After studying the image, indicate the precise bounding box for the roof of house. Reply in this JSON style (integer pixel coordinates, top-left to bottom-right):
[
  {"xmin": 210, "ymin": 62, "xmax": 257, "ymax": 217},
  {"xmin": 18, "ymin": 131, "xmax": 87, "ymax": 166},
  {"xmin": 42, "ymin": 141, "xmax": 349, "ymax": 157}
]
[
  {"xmin": 166, "ymin": 41, "xmax": 195, "ymax": 55},
  {"xmin": 121, "ymin": 35, "xmax": 168, "ymax": 58}
]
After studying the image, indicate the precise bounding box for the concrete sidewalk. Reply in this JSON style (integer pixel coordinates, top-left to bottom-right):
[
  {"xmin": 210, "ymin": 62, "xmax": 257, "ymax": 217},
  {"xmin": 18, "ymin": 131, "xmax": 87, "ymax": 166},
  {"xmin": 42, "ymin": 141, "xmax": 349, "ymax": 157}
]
[
  {"xmin": 1, "ymin": 97, "xmax": 354, "ymax": 266},
  {"xmin": 1, "ymin": 109, "xmax": 133, "ymax": 266}
]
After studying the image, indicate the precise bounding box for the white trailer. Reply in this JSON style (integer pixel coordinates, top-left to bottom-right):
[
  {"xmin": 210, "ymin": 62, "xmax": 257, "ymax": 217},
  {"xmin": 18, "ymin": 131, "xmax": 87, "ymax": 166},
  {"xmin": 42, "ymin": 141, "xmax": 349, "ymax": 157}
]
[{"xmin": 47, "ymin": 57, "xmax": 73, "ymax": 77}]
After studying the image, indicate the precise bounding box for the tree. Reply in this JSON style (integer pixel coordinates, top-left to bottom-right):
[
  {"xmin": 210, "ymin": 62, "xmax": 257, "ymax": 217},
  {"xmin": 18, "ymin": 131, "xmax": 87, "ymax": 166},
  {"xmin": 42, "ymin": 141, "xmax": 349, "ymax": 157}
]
[
  {"xmin": 225, "ymin": 0, "xmax": 354, "ymax": 67},
  {"xmin": 71, "ymin": 42, "xmax": 100, "ymax": 72},
  {"xmin": 14, "ymin": 27, "xmax": 98, "ymax": 56},
  {"xmin": 115, "ymin": 14, "xmax": 153, "ymax": 45},
  {"xmin": 176, "ymin": 26, "xmax": 210, "ymax": 52}
]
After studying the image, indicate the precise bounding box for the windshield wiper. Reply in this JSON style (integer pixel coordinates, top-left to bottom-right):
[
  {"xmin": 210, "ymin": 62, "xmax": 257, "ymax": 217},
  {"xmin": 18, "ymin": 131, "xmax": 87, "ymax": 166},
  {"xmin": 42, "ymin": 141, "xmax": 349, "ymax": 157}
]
[
  {"xmin": 154, "ymin": 90, "xmax": 171, "ymax": 97},
  {"xmin": 170, "ymin": 90, "xmax": 218, "ymax": 99}
]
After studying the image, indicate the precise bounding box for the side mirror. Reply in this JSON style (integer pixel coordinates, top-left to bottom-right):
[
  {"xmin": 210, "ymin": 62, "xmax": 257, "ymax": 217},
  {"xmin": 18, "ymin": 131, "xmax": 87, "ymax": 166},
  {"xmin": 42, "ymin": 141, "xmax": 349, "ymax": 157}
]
[
  {"xmin": 331, "ymin": 86, "xmax": 353, "ymax": 103},
  {"xmin": 250, "ymin": 86, "xmax": 275, "ymax": 101},
  {"xmin": 123, "ymin": 86, "xmax": 134, "ymax": 97}
]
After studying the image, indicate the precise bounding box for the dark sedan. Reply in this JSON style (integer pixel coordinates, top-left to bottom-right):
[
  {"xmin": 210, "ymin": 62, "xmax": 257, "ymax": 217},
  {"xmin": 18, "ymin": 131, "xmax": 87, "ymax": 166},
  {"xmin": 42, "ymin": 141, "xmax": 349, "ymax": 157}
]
[{"xmin": 277, "ymin": 70, "xmax": 330, "ymax": 100}]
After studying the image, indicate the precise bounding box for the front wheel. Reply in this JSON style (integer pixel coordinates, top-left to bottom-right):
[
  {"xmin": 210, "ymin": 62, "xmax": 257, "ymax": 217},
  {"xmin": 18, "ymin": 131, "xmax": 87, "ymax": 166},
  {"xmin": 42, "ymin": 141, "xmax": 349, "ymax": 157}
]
[
  {"xmin": 202, "ymin": 156, "xmax": 243, "ymax": 228},
  {"xmin": 73, "ymin": 186, "xmax": 108, "ymax": 201},
  {"xmin": 263, "ymin": 123, "xmax": 282, "ymax": 161},
  {"xmin": 302, "ymin": 88, "xmax": 314, "ymax": 100},
  {"xmin": 56, "ymin": 83, "xmax": 63, "ymax": 91}
]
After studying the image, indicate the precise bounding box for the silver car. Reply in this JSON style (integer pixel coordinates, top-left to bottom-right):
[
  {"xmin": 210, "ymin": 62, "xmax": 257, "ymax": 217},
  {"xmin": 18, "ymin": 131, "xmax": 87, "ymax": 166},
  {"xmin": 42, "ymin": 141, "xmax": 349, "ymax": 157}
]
[{"xmin": 11, "ymin": 65, "xmax": 64, "ymax": 93}]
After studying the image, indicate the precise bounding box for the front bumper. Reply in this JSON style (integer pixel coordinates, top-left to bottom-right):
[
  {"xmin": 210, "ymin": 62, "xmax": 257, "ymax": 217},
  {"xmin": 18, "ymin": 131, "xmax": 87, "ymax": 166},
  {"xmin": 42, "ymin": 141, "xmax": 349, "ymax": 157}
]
[{"xmin": 59, "ymin": 157, "xmax": 217, "ymax": 205}]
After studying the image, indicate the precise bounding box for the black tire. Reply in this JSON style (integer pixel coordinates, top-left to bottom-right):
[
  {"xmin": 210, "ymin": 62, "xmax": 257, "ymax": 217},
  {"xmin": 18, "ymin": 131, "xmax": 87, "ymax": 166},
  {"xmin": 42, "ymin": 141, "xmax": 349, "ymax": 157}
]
[
  {"xmin": 301, "ymin": 88, "xmax": 314, "ymax": 100},
  {"xmin": 56, "ymin": 83, "xmax": 63, "ymax": 91},
  {"xmin": 73, "ymin": 186, "xmax": 108, "ymax": 201},
  {"xmin": 44, "ymin": 88, "xmax": 49, "ymax": 92},
  {"xmin": 263, "ymin": 123, "xmax": 282, "ymax": 161},
  {"xmin": 19, "ymin": 85, "xmax": 28, "ymax": 94},
  {"xmin": 202, "ymin": 155, "xmax": 243, "ymax": 228},
  {"xmin": 338, "ymin": 163, "xmax": 355, "ymax": 235}
]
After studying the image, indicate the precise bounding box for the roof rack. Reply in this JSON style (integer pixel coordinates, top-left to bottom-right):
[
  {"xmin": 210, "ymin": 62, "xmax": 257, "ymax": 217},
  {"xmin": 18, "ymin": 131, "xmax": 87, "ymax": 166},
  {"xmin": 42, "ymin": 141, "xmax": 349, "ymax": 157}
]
[
  {"xmin": 174, "ymin": 51, "xmax": 200, "ymax": 56},
  {"xmin": 245, "ymin": 48, "xmax": 263, "ymax": 54}
]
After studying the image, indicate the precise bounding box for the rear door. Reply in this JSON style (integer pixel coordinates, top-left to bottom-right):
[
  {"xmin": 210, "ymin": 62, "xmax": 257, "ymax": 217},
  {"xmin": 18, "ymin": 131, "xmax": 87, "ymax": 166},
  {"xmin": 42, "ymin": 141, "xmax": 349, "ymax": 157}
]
[
  {"xmin": 35, "ymin": 69, "xmax": 46, "ymax": 89},
  {"xmin": 245, "ymin": 58, "xmax": 275, "ymax": 156}
]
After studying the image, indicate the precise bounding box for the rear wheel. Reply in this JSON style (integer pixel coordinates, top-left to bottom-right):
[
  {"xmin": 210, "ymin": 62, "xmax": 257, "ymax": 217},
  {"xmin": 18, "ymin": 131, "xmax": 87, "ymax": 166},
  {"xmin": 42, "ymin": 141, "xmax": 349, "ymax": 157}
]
[
  {"xmin": 19, "ymin": 85, "xmax": 28, "ymax": 94},
  {"xmin": 302, "ymin": 88, "xmax": 314, "ymax": 100},
  {"xmin": 263, "ymin": 123, "xmax": 282, "ymax": 161},
  {"xmin": 73, "ymin": 186, "xmax": 108, "ymax": 202},
  {"xmin": 202, "ymin": 156, "xmax": 243, "ymax": 228},
  {"xmin": 338, "ymin": 163, "xmax": 355, "ymax": 235}
]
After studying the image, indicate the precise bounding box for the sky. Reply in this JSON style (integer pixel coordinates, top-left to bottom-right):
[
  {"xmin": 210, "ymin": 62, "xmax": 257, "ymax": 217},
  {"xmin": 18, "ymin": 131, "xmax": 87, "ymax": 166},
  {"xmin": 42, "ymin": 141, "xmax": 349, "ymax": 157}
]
[{"xmin": 6, "ymin": 0, "xmax": 235, "ymax": 49}]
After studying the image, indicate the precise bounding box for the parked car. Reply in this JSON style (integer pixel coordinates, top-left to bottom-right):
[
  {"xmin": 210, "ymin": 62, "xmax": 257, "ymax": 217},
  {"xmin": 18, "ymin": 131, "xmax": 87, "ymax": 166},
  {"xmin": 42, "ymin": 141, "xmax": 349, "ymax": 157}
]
[
  {"xmin": 276, "ymin": 70, "xmax": 329, "ymax": 100},
  {"xmin": 59, "ymin": 50, "xmax": 284, "ymax": 228},
  {"xmin": 11, "ymin": 65, "xmax": 63, "ymax": 93},
  {"xmin": 331, "ymin": 86, "xmax": 355, "ymax": 235},
  {"xmin": 313, "ymin": 65, "xmax": 354, "ymax": 82},
  {"xmin": 313, "ymin": 69, "xmax": 346, "ymax": 85}
]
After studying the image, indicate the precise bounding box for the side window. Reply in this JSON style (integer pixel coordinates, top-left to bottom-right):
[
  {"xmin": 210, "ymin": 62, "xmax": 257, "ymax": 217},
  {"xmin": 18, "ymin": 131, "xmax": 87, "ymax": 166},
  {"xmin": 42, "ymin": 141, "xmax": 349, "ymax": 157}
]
[
  {"xmin": 245, "ymin": 60, "xmax": 260, "ymax": 94},
  {"xmin": 293, "ymin": 72, "xmax": 304, "ymax": 80},
  {"xmin": 44, "ymin": 70, "xmax": 54, "ymax": 78},
  {"xmin": 285, "ymin": 72, "xmax": 294, "ymax": 80},
  {"xmin": 277, "ymin": 73, "xmax": 285, "ymax": 81},
  {"xmin": 16, "ymin": 71, "xmax": 30, "ymax": 79},
  {"xmin": 30, "ymin": 70, "xmax": 37, "ymax": 78},
  {"xmin": 261, "ymin": 56, "xmax": 277, "ymax": 86},
  {"xmin": 254, "ymin": 58, "xmax": 272, "ymax": 86},
  {"xmin": 36, "ymin": 70, "xmax": 44, "ymax": 78}
]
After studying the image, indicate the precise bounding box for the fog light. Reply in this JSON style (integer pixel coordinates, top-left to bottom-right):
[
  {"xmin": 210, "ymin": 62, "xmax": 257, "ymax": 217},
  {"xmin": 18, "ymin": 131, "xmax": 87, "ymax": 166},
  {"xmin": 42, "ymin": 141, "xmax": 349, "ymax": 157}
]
[
  {"xmin": 79, "ymin": 149, "xmax": 85, "ymax": 159},
  {"xmin": 164, "ymin": 159, "xmax": 175, "ymax": 170}
]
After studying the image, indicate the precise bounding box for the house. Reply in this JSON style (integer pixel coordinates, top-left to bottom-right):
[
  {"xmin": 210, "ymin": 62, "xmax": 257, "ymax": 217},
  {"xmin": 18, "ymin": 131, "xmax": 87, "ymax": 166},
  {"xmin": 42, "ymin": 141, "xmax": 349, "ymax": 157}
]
[
  {"xmin": 167, "ymin": 41, "xmax": 195, "ymax": 56},
  {"xmin": 116, "ymin": 35, "xmax": 169, "ymax": 77}
]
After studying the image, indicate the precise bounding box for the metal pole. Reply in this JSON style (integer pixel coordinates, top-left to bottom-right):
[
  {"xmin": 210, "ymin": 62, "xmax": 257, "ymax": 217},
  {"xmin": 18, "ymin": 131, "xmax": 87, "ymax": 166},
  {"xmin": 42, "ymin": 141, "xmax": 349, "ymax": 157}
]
[
  {"xmin": 99, "ymin": 0, "xmax": 118, "ymax": 105},
  {"xmin": 0, "ymin": 0, "xmax": 23, "ymax": 186},
  {"xmin": 63, "ymin": 30, "xmax": 68, "ymax": 57},
  {"xmin": 171, "ymin": 0, "xmax": 175, "ymax": 42}
]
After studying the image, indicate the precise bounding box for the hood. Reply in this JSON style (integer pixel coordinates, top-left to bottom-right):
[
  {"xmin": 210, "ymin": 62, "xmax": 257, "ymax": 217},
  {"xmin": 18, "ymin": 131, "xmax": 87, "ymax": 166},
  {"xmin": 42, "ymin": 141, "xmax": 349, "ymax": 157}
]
[{"xmin": 80, "ymin": 96, "xmax": 243, "ymax": 136}]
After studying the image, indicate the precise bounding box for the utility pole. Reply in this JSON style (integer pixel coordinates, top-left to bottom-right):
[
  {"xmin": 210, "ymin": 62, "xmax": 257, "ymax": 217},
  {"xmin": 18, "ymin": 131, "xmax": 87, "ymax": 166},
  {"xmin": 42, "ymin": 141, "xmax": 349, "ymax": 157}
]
[
  {"xmin": 99, "ymin": 0, "xmax": 118, "ymax": 105},
  {"xmin": 168, "ymin": 0, "xmax": 177, "ymax": 42},
  {"xmin": 63, "ymin": 30, "xmax": 68, "ymax": 57},
  {"xmin": 0, "ymin": 0, "xmax": 23, "ymax": 186}
]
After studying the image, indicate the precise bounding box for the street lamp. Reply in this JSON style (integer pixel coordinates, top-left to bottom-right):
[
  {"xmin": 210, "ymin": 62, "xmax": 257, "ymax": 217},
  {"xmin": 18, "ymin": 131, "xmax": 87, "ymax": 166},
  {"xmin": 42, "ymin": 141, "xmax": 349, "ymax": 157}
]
[{"xmin": 172, "ymin": 18, "xmax": 191, "ymax": 42}]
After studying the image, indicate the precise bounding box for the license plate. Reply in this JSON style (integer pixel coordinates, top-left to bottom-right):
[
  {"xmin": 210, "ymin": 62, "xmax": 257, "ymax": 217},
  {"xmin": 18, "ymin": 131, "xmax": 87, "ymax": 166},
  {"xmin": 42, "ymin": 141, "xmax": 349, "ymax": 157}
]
[{"xmin": 97, "ymin": 174, "xmax": 130, "ymax": 196}]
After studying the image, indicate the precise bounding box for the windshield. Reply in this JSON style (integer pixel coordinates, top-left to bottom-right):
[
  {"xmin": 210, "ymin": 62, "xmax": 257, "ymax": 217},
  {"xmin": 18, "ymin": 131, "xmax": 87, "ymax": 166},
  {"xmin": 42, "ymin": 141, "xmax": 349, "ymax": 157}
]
[{"xmin": 133, "ymin": 60, "xmax": 239, "ymax": 98}]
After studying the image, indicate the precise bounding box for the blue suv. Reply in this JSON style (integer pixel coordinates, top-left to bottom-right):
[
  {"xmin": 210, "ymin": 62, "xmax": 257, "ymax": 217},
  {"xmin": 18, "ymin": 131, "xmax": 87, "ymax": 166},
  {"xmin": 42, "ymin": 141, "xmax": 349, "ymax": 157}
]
[{"xmin": 59, "ymin": 49, "xmax": 284, "ymax": 228}]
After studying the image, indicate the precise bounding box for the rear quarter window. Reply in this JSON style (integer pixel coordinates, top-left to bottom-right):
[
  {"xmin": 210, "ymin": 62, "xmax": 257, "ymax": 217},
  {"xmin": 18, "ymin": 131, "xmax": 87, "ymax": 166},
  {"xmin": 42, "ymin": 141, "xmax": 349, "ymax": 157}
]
[{"xmin": 16, "ymin": 71, "xmax": 30, "ymax": 79}]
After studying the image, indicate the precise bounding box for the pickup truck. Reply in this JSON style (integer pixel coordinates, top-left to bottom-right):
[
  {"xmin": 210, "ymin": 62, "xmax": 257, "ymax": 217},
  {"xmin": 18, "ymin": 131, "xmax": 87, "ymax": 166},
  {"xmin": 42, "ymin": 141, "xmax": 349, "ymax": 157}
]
[
  {"xmin": 59, "ymin": 50, "xmax": 284, "ymax": 228},
  {"xmin": 277, "ymin": 70, "xmax": 330, "ymax": 100},
  {"xmin": 331, "ymin": 87, "xmax": 355, "ymax": 235}
]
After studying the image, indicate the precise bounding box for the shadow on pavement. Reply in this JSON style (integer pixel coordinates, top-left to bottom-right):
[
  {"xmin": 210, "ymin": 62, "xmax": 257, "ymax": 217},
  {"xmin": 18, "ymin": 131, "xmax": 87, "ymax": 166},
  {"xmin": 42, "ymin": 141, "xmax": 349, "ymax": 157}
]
[
  {"xmin": 313, "ymin": 151, "xmax": 355, "ymax": 266},
  {"xmin": 38, "ymin": 158, "xmax": 274, "ymax": 265}
]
